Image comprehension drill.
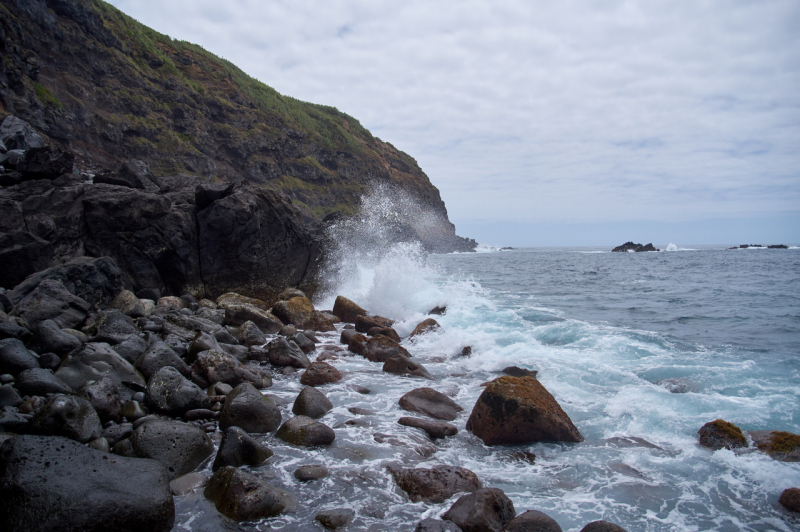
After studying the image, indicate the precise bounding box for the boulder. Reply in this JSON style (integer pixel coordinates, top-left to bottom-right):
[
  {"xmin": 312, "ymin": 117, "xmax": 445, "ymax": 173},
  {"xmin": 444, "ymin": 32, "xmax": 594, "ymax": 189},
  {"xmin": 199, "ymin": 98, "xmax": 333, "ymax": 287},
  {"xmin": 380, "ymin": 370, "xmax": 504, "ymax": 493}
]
[
  {"xmin": 779, "ymin": 487, "xmax": 800, "ymax": 513},
  {"xmin": 340, "ymin": 328, "xmax": 359, "ymax": 344},
  {"xmin": 399, "ymin": 417, "xmax": 458, "ymax": 439},
  {"xmin": 10, "ymin": 279, "xmax": 90, "ymax": 329},
  {"xmin": 55, "ymin": 342, "xmax": 145, "ymax": 390},
  {"xmin": 223, "ymin": 304, "xmax": 282, "ymax": 333},
  {"xmin": 136, "ymin": 341, "xmax": 191, "ymax": 380},
  {"xmin": 157, "ymin": 297, "xmax": 184, "ymax": 310},
  {"xmin": 410, "ymin": 318, "xmax": 440, "ymax": 338},
  {"xmin": 415, "ymin": 519, "xmax": 462, "ymax": 532},
  {"xmin": 443, "ymin": 488, "xmax": 516, "ymax": 532},
  {"xmin": 355, "ymin": 314, "xmax": 394, "ymax": 333},
  {"xmin": 0, "ymin": 231, "xmax": 53, "ymax": 289},
  {"xmin": 580, "ymin": 521, "xmax": 629, "ymax": 532},
  {"xmin": 16, "ymin": 368, "xmax": 75, "ymax": 396},
  {"xmin": 466, "ymin": 376, "xmax": 583, "ymax": 445},
  {"xmin": 0, "ymin": 435, "xmax": 174, "ymax": 532},
  {"xmin": 29, "ymin": 394, "xmax": 102, "ymax": 443},
  {"xmin": 272, "ymin": 296, "xmax": 315, "ymax": 327},
  {"xmin": 219, "ymin": 383, "xmax": 282, "ymax": 433},
  {"xmin": 216, "ymin": 292, "xmax": 271, "ymax": 312},
  {"xmin": 368, "ymin": 326, "xmax": 402, "ymax": 343},
  {"xmin": 32, "ymin": 319, "xmax": 82, "ymax": 356},
  {"xmin": 233, "ymin": 320, "xmax": 266, "ymax": 347},
  {"xmin": 749, "ymin": 430, "xmax": 800, "ymax": 461},
  {"xmin": 291, "ymin": 332, "xmax": 316, "ymax": 354},
  {"xmin": 112, "ymin": 290, "xmax": 146, "ymax": 318},
  {"xmin": 315, "ymin": 509, "xmax": 355, "ymax": 530},
  {"xmin": 212, "ymin": 426, "xmax": 274, "ymax": 471},
  {"xmin": 169, "ymin": 472, "xmax": 209, "ymax": 496},
  {"xmin": 0, "ymin": 337, "xmax": 39, "ymax": 375},
  {"xmin": 0, "ymin": 384, "xmax": 23, "ymax": 407},
  {"xmin": 187, "ymin": 331, "xmax": 222, "ymax": 363},
  {"xmin": 267, "ymin": 337, "xmax": 310, "ymax": 368},
  {"xmin": 352, "ymin": 334, "xmax": 411, "ymax": 363},
  {"xmin": 204, "ymin": 466, "xmax": 291, "ymax": 521},
  {"xmin": 0, "ymin": 115, "xmax": 46, "ymax": 150},
  {"xmin": 389, "ymin": 464, "xmax": 482, "ymax": 503},
  {"xmin": 112, "ymin": 334, "xmax": 148, "ymax": 364},
  {"xmin": 84, "ymin": 310, "xmax": 139, "ymax": 345},
  {"xmin": 697, "ymin": 420, "xmax": 747, "ymax": 451},
  {"xmin": 384, "ymin": 355, "xmax": 434, "ymax": 380},
  {"xmin": 294, "ymin": 464, "xmax": 329, "ymax": 481},
  {"xmin": 400, "ymin": 387, "xmax": 464, "ymax": 421},
  {"xmin": 300, "ymin": 361, "xmax": 342, "ymax": 386},
  {"xmin": 292, "ymin": 386, "xmax": 333, "ymax": 419},
  {"xmin": 16, "ymin": 146, "xmax": 75, "ymax": 179},
  {"xmin": 502, "ymin": 366, "xmax": 538, "ymax": 379},
  {"xmin": 130, "ymin": 419, "xmax": 214, "ymax": 480},
  {"xmin": 145, "ymin": 366, "xmax": 209, "ymax": 416},
  {"xmin": 278, "ymin": 288, "xmax": 306, "ymax": 300},
  {"xmin": 0, "ymin": 319, "xmax": 31, "ymax": 342},
  {"xmin": 79, "ymin": 376, "xmax": 123, "ymax": 423},
  {"xmin": 332, "ymin": 295, "xmax": 367, "ymax": 323},
  {"xmin": 503, "ymin": 510, "xmax": 562, "ymax": 532},
  {"xmin": 192, "ymin": 350, "xmax": 272, "ymax": 389},
  {"xmin": 276, "ymin": 415, "xmax": 335, "ymax": 446},
  {"xmin": 103, "ymin": 422, "xmax": 134, "ymax": 446}
]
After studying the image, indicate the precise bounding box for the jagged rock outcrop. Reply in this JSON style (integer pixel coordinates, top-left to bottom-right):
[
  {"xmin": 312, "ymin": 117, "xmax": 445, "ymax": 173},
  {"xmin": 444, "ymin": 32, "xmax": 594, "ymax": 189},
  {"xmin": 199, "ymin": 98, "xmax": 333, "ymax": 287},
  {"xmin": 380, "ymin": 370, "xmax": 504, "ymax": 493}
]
[{"xmin": 612, "ymin": 242, "xmax": 659, "ymax": 252}]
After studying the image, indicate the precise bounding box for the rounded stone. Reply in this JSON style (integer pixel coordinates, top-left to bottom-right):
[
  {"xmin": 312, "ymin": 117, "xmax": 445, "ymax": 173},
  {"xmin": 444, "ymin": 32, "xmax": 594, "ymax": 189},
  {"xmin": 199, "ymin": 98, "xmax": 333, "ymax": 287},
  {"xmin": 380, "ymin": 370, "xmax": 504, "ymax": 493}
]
[{"xmin": 219, "ymin": 382, "xmax": 282, "ymax": 433}]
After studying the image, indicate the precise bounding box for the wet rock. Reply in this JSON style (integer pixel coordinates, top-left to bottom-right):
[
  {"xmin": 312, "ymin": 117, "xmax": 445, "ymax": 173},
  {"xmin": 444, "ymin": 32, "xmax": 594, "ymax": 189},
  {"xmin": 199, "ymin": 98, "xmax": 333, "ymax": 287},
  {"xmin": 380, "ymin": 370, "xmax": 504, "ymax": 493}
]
[
  {"xmin": 0, "ymin": 338, "xmax": 39, "ymax": 375},
  {"xmin": 399, "ymin": 416, "xmax": 458, "ymax": 439},
  {"xmin": 36, "ymin": 352, "xmax": 61, "ymax": 370},
  {"xmin": 291, "ymin": 332, "xmax": 316, "ymax": 354},
  {"xmin": 779, "ymin": 487, "xmax": 800, "ymax": 513},
  {"xmin": 267, "ymin": 337, "xmax": 310, "ymax": 368},
  {"xmin": 220, "ymin": 343, "xmax": 249, "ymax": 362},
  {"xmin": 278, "ymin": 288, "xmax": 306, "ymax": 300},
  {"xmin": 111, "ymin": 290, "xmax": 146, "ymax": 318},
  {"xmin": 0, "ymin": 319, "xmax": 31, "ymax": 342},
  {"xmin": 145, "ymin": 366, "xmax": 209, "ymax": 416},
  {"xmin": 502, "ymin": 366, "xmax": 538, "ymax": 379},
  {"xmin": 112, "ymin": 334, "xmax": 148, "ymax": 364},
  {"xmin": 443, "ymin": 488, "xmax": 516, "ymax": 532},
  {"xmin": 749, "ymin": 430, "xmax": 800, "ymax": 461},
  {"xmin": 0, "ymin": 231, "xmax": 53, "ymax": 289},
  {"xmin": 400, "ymin": 387, "xmax": 463, "ymax": 420},
  {"xmin": 0, "ymin": 383, "xmax": 23, "ymax": 407},
  {"xmin": 223, "ymin": 303, "xmax": 282, "ymax": 333},
  {"xmin": 87, "ymin": 436, "xmax": 111, "ymax": 453},
  {"xmin": 292, "ymin": 386, "xmax": 333, "ymax": 419},
  {"xmin": 352, "ymin": 334, "xmax": 411, "ymax": 363},
  {"xmin": 18, "ymin": 395, "xmax": 45, "ymax": 415},
  {"xmin": 410, "ymin": 318, "xmax": 441, "ymax": 338},
  {"xmin": 169, "ymin": 472, "xmax": 209, "ymax": 496},
  {"xmin": 349, "ymin": 384, "xmax": 371, "ymax": 394},
  {"xmin": 16, "ymin": 368, "xmax": 74, "ymax": 396},
  {"xmin": 276, "ymin": 415, "xmax": 335, "ymax": 446},
  {"xmin": 83, "ymin": 310, "xmax": 138, "ymax": 345},
  {"xmin": 56, "ymin": 342, "xmax": 145, "ymax": 390},
  {"xmin": 10, "ymin": 279, "xmax": 91, "ymax": 329},
  {"xmin": 204, "ymin": 466, "xmax": 291, "ymax": 521},
  {"xmin": 389, "ymin": 464, "xmax": 482, "ymax": 503},
  {"xmin": 30, "ymin": 394, "xmax": 102, "ymax": 443},
  {"xmin": 355, "ymin": 314, "xmax": 394, "ymax": 333},
  {"xmin": 219, "ymin": 382, "xmax": 282, "ymax": 433},
  {"xmin": 271, "ymin": 296, "xmax": 314, "ymax": 327},
  {"xmin": 332, "ymin": 295, "xmax": 367, "ymax": 323},
  {"xmin": 233, "ymin": 320, "xmax": 266, "ymax": 347},
  {"xmin": 130, "ymin": 419, "xmax": 214, "ymax": 480},
  {"xmin": 187, "ymin": 331, "xmax": 222, "ymax": 363},
  {"xmin": 300, "ymin": 361, "xmax": 342, "ymax": 386},
  {"xmin": 103, "ymin": 422, "xmax": 134, "ymax": 446},
  {"xmin": 192, "ymin": 350, "xmax": 272, "ymax": 389},
  {"xmin": 655, "ymin": 377, "xmax": 697, "ymax": 394},
  {"xmin": 466, "ymin": 376, "xmax": 583, "ymax": 445},
  {"xmin": 384, "ymin": 355, "xmax": 434, "ymax": 379},
  {"xmin": 580, "ymin": 521, "xmax": 629, "ymax": 532},
  {"xmin": 504, "ymin": 510, "xmax": 562, "ymax": 531},
  {"xmin": 0, "ymin": 435, "xmax": 174, "ymax": 532},
  {"xmin": 79, "ymin": 376, "xmax": 122, "ymax": 423},
  {"xmin": 430, "ymin": 305, "xmax": 447, "ymax": 315},
  {"xmin": 136, "ymin": 341, "xmax": 191, "ymax": 380},
  {"xmin": 280, "ymin": 324, "xmax": 298, "ymax": 337},
  {"xmin": 212, "ymin": 426, "xmax": 273, "ymax": 471},
  {"xmin": 294, "ymin": 464, "xmax": 329, "ymax": 481},
  {"xmin": 32, "ymin": 319, "xmax": 82, "ymax": 356},
  {"xmin": 123, "ymin": 400, "xmax": 147, "ymax": 421},
  {"xmin": 415, "ymin": 518, "xmax": 462, "ymax": 532},
  {"xmin": 368, "ymin": 326, "xmax": 402, "ymax": 343},
  {"xmin": 0, "ymin": 411, "xmax": 30, "ymax": 432},
  {"xmin": 698, "ymin": 419, "xmax": 747, "ymax": 451},
  {"xmin": 340, "ymin": 328, "xmax": 359, "ymax": 344},
  {"xmin": 315, "ymin": 509, "xmax": 355, "ymax": 529}
]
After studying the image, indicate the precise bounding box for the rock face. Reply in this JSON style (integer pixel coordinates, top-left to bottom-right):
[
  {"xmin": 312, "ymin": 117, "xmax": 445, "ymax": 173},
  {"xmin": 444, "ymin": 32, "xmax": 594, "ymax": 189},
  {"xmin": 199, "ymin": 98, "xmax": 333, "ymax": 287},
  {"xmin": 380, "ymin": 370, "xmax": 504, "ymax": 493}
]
[
  {"xmin": 389, "ymin": 465, "xmax": 482, "ymax": 503},
  {"xmin": 205, "ymin": 466, "xmax": 291, "ymax": 521},
  {"xmin": 697, "ymin": 419, "xmax": 748, "ymax": 451},
  {"xmin": 0, "ymin": 435, "xmax": 174, "ymax": 532},
  {"xmin": 443, "ymin": 487, "xmax": 516, "ymax": 532},
  {"xmin": 466, "ymin": 376, "xmax": 583, "ymax": 445}
]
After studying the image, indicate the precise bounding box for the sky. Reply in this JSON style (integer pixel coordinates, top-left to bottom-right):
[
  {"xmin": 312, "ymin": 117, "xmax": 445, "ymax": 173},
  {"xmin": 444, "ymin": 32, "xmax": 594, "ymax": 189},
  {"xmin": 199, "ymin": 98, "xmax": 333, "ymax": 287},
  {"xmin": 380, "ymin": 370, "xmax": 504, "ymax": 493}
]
[{"xmin": 108, "ymin": 0, "xmax": 800, "ymax": 247}]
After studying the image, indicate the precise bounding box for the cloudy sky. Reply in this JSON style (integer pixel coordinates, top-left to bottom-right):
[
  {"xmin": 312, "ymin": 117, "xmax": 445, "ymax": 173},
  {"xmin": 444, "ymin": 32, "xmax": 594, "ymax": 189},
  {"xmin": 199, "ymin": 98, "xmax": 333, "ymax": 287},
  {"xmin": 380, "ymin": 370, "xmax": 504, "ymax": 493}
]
[{"xmin": 108, "ymin": 0, "xmax": 799, "ymax": 246}]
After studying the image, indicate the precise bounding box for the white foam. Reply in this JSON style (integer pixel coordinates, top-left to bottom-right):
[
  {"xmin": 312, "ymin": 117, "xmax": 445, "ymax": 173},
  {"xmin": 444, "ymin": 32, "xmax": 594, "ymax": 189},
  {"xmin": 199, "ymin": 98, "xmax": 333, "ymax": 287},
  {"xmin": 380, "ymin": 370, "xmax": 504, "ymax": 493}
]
[{"xmin": 667, "ymin": 243, "xmax": 678, "ymax": 251}]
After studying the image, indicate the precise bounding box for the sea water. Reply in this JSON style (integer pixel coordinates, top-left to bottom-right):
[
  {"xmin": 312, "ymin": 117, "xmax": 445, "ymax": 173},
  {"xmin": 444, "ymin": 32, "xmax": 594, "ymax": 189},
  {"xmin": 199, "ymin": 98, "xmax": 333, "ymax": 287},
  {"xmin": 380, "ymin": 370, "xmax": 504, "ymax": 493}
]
[{"xmin": 174, "ymin": 241, "xmax": 800, "ymax": 531}]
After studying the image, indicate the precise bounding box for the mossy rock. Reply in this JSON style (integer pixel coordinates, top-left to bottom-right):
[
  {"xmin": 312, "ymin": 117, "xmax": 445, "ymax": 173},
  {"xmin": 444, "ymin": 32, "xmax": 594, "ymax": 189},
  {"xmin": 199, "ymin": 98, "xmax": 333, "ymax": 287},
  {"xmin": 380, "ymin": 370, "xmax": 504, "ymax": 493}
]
[
  {"xmin": 697, "ymin": 419, "xmax": 747, "ymax": 450},
  {"xmin": 750, "ymin": 430, "xmax": 800, "ymax": 461}
]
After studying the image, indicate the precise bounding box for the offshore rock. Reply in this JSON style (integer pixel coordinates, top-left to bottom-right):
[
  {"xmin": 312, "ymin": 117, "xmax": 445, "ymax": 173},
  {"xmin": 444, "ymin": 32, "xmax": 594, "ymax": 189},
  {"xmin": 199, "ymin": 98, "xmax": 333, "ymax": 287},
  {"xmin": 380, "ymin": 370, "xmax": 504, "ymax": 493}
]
[
  {"xmin": 443, "ymin": 487, "xmax": 516, "ymax": 532},
  {"xmin": 466, "ymin": 376, "xmax": 583, "ymax": 445},
  {"xmin": 389, "ymin": 464, "xmax": 481, "ymax": 503},
  {"xmin": 205, "ymin": 466, "xmax": 291, "ymax": 521},
  {"xmin": 219, "ymin": 383, "xmax": 282, "ymax": 433},
  {"xmin": 612, "ymin": 242, "xmax": 659, "ymax": 252},
  {"xmin": 0, "ymin": 435, "xmax": 174, "ymax": 532}
]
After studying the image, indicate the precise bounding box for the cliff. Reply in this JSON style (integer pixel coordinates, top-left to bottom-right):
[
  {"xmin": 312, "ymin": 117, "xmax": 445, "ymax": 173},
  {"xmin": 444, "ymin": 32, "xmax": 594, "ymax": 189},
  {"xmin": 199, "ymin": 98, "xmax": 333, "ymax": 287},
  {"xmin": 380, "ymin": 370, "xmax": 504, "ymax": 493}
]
[{"xmin": 0, "ymin": 0, "xmax": 475, "ymax": 252}]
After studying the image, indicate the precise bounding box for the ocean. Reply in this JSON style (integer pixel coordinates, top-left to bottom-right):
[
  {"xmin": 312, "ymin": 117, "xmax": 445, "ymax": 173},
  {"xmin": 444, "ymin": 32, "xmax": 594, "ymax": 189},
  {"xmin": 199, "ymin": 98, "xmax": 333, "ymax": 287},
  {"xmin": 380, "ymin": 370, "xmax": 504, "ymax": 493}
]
[{"xmin": 175, "ymin": 243, "xmax": 800, "ymax": 531}]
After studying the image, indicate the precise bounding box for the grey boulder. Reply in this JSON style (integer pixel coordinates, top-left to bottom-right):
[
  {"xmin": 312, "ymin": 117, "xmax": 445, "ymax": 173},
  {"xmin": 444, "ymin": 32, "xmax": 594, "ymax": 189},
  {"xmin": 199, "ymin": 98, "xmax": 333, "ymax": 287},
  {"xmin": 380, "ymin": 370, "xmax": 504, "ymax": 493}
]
[
  {"xmin": 212, "ymin": 426, "xmax": 274, "ymax": 471},
  {"xmin": 29, "ymin": 394, "xmax": 102, "ymax": 443},
  {"xmin": 275, "ymin": 415, "xmax": 335, "ymax": 446},
  {"xmin": 145, "ymin": 366, "xmax": 209, "ymax": 416},
  {"xmin": 292, "ymin": 386, "xmax": 333, "ymax": 419},
  {"xmin": 219, "ymin": 383, "xmax": 282, "ymax": 433},
  {"xmin": 130, "ymin": 419, "xmax": 214, "ymax": 480}
]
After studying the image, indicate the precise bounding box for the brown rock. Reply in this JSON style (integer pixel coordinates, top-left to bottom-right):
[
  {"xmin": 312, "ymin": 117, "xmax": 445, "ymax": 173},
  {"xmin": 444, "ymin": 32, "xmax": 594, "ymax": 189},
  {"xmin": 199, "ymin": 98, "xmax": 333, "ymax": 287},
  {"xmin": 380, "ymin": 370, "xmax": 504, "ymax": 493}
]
[
  {"xmin": 580, "ymin": 521, "xmax": 629, "ymax": 532},
  {"xmin": 355, "ymin": 314, "xmax": 394, "ymax": 333},
  {"xmin": 399, "ymin": 417, "xmax": 457, "ymax": 439},
  {"xmin": 216, "ymin": 292, "xmax": 271, "ymax": 312},
  {"xmin": 332, "ymin": 295, "xmax": 367, "ymax": 323},
  {"xmin": 352, "ymin": 335, "xmax": 411, "ymax": 363},
  {"xmin": 779, "ymin": 487, "xmax": 800, "ymax": 513},
  {"xmin": 503, "ymin": 510, "xmax": 562, "ymax": 531},
  {"xmin": 466, "ymin": 376, "xmax": 583, "ymax": 445},
  {"xmin": 272, "ymin": 296, "xmax": 314, "ymax": 326},
  {"xmin": 697, "ymin": 420, "xmax": 747, "ymax": 451},
  {"xmin": 389, "ymin": 464, "xmax": 481, "ymax": 503},
  {"xmin": 204, "ymin": 466, "xmax": 290, "ymax": 521},
  {"xmin": 443, "ymin": 487, "xmax": 516, "ymax": 532},
  {"xmin": 384, "ymin": 355, "xmax": 434, "ymax": 380},
  {"xmin": 410, "ymin": 318, "xmax": 440, "ymax": 338},
  {"xmin": 300, "ymin": 361, "xmax": 342, "ymax": 386},
  {"xmin": 399, "ymin": 387, "xmax": 463, "ymax": 420},
  {"xmin": 368, "ymin": 326, "xmax": 401, "ymax": 343},
  {"xmin": 749, "ymin": 430, "xmax": 800, "ymax": 461}
]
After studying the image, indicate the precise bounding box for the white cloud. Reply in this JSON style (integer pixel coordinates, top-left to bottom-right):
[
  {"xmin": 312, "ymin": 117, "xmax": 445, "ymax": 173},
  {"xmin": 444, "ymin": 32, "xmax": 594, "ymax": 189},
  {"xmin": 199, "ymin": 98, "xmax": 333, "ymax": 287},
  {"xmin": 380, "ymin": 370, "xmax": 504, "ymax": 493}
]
[{"xmin": 108, "ymin": 0, "xmax": 800, "ymax": 229}]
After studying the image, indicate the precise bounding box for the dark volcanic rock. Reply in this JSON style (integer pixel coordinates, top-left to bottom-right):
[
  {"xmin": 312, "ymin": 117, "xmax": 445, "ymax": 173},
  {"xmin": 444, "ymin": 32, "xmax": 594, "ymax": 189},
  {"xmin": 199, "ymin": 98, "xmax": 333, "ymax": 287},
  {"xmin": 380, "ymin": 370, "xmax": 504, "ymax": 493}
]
[
  {"xmin": 612, "ymin": 241, "xmax": 659, "ymax": 252},
  {"xmin": 399, "ymin": 416, "xmax": 458, "ymax": 439},
  {"xmin": 580, "ymin": 521, "xmax": 629, "ymax": 532},
  {"xmin": 79, "ymin": 376, "xmax": 123, "ymax": 423},
  {"xmin": 113, "ymin": 334, "xmax": 148, "ymax": 364},
  {"xmin": 224, "ymin": 304, "xmax": 282, "ymax": 333},
  {"xmin": 503, "ymin": 510, "xmax": 563, "ymax": 532},
  {"xmin": 0, "ymin": 435, "xmax": 174, "ymax": 532},
  {"xmin": 130, "ymin": 419, "xmax": 214, "ymax": 480},
  {"xmin": 205, "ymin": 466, "xmax": 291, "ymax": 521},
  {"xmin": 16, "ymin": 146, "xmax": 75, "ymax": 179},
  {"xmin": 443, "ymin": 487, "xmax": 516, "ymax": 532},
  {"xmin": 84, "ymin": 310, "xmax": 139, "ymax": 345},
  {"xmin": 192, "ymin": 350, "xmax": 272, "ymax": 389},
  {"xmin": 16, "ymin": 368, "xmax": 75, "ymax": 396},
  {"xmin": 292, "ymin": 386, "xmax": 333, "ymax": 419},
  {"xmin": 32, "ymin": 319, "xmax": 82, "ymax": 356},
  {"xmin": 0, "ymin": 231, "xmax": 53, "ymax": 289},
  {"xmin": 389, "ymin": 464, "xmax": 482, "ymax": 503},
  {"xmin": 294, "ymin": 464, "xmax": 329, "ymax": 481},
  {"xmin": 0, "ymin": 337, "xmax": 39, "ymax": 375},
  {"xmin": 415, "ymin": 519, "xmax": 462, "ymax": 532},
  {"xmin": 300, "ymin": 361, "xmax": 342, "ymax": 386},
  {"xmin": 212, "ymin": 426, "xmax": 273, "ymax": 471},
  {"xmin": 697, "ymin": 419, "xmax": 747, "ymax": 451},
  {"xmin": 30, "ymin": 394, "xmax": 102, "ymax": 443},
  {"xmin": 276, "ymin": 415, "xmax": 335, "ymax": 446},
  {"xmin": 291, "ymin": 332, "xmax": 316, "ymax": 354},
  {"xmin": 55, "ymin": 342, "xmax": 145, "ymax": 390},
  {"xmin": 466, "ymin": 376, "xmax": 583, "ymax": 445},
  {"xmin": 267, "ymin": 337, "xmax": 310, "ymax": 368},
  {"xmin": 315, "ymin": 509, "xmax": 355, "ymax": 529},
  {"xmin": 10, "ymin": 279, "xmax": 91, "ymax": 329},
  {"xmin": 332, "ymin": 295, "xmax": 367, "ymax": 323},
  {"xmin": 145, "ymin": 366, "xmax": 209, "ymax": 416},
  {"xmin": 136, "ymin": 341, "xmax": 191, "ymax": 380},
  {"xmin": 384, "ymin": 355, "xmax": 434, "ymax": 380},
  {"xmin": 219, "ymin": 383, "xmax": 282, "ymax": 433},
  {"xmin": 400, "ymin": 387, "xmax": 463, "ymax": 421}
]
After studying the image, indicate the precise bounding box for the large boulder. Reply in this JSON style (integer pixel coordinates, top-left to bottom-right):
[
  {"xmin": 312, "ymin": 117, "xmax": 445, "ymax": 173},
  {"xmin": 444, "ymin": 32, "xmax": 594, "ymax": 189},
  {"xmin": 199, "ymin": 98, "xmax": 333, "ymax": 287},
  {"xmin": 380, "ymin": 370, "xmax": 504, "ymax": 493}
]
[
  {"xmin": 219, "ymin": 383, "xmax": 282, "ymax": 433},
  {"xmin": 204, "ymin": 466, "xmax": 291, "ymax": 521},
  {"xmin": 332, "ymin": 295, "xmax": 367, "ymax": 323},
  {"xmin": 233, "ymin": 320, "xmax": 266, "ymax": 347},
  {"xmin": 384, "ymin": 355, "xmax": 434, "ymax": 380},
  {"xmin": 212, "ymin": 426, "xmax": 274, "ymax": 471},
  {"xmin": 0, "ymin": 115, "xmax": 46, "ymax": 151},
  {"xmin": 400, "ymin": 387, "xmax": 463, "ymax": 421},
  {"xmin": 29, "ymin": 394, "xmax": 102, "ymax": 443},
  {"xmin": 300, "ymin": 361, "xmax": 342, "ymax": 386},
  {"xmin": 223, "ymin": 304, "xmax": 282, "ymax": 333},
  {"xmin": 145, "ymin": 366, "xmax": 210, "ymax": 416},
  {"xmin": 136, "ymin": 341, "xmax": 191, "ymax": 380},
  {"xmin": 443, "ymin": 488, "xmax": 516, "ymax": 532},
  {"xmin": 10, "ymin": 279, "xmax": 91, "ymax": 329},
  {"xmin": 0, "ymin": 435, "xmax": 174, "ymax": 532},
  {"xmin": 267, "ymin": 337, "xmax": 310, "ymax": 368},
  {"xmin": 192, "ymin": 350, "xmax": 272, "ymax": 389},
  {"xmin": 272, "ymin": 296, "xmax": 314, "ymax": 327},
  {"xmin": 292, "ymin": 386, "xmax": 333, "ymax": 419},
  {"xmin": 55, "ymin": 342, "xmax": 145, "ymax": 390},
  {"xmin": 32, "ymin": 319, "xmax": 82, "ymax": 356},
  {"xmin": 0, "ymin": 337, "xmax": 39, "ymax": 375},
  {"xmin": 276, "ymin": 416, "xmax": 335, "ymax": 446},
  {"xmin": 130, "ymin": 419, "xmax": 214, "ymax": 480},
  {"xmin": 466, "ymin": 376, "xmax": 583, "ymax": 445},
  {"xmin": 84, "ymin": 310, "xmax": 138, "ymax": 345},
  {"xmin": 350, "ymin": 334, "xmax": 411, "ymax": 363},
  {"xmin": 503, "ymin": 510, "xmax": 563, "ymax": 532},
  {"xmin": 697, "ymin": 419, "xmax": 747, "ymax": 451},
  {"xmin": 355, "ymin": 314, "xmax": 395, "ymax": 333},
  {"xmin": 389, "ymin": 464, "xmax": 482, "ymax": 503},
  {"xmin": 79, "ymin": 376, "xmax": 123, "ymax": 423}
]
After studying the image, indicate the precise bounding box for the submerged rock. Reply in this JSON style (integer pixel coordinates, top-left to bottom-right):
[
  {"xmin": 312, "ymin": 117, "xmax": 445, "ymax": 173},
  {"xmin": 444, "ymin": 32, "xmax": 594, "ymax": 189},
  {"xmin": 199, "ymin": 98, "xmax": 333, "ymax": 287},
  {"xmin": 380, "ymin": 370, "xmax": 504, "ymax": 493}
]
[
  {"xmin": 383, "ymin": 355, "xmax": 434, "ymax": 380},
  {"xmin": 410, "ymin": 318, "xmax": 440, "ymax": 338},
  {"xmin": 697, "ymin": 419, "xmax": 747, "ymax": 451}
]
